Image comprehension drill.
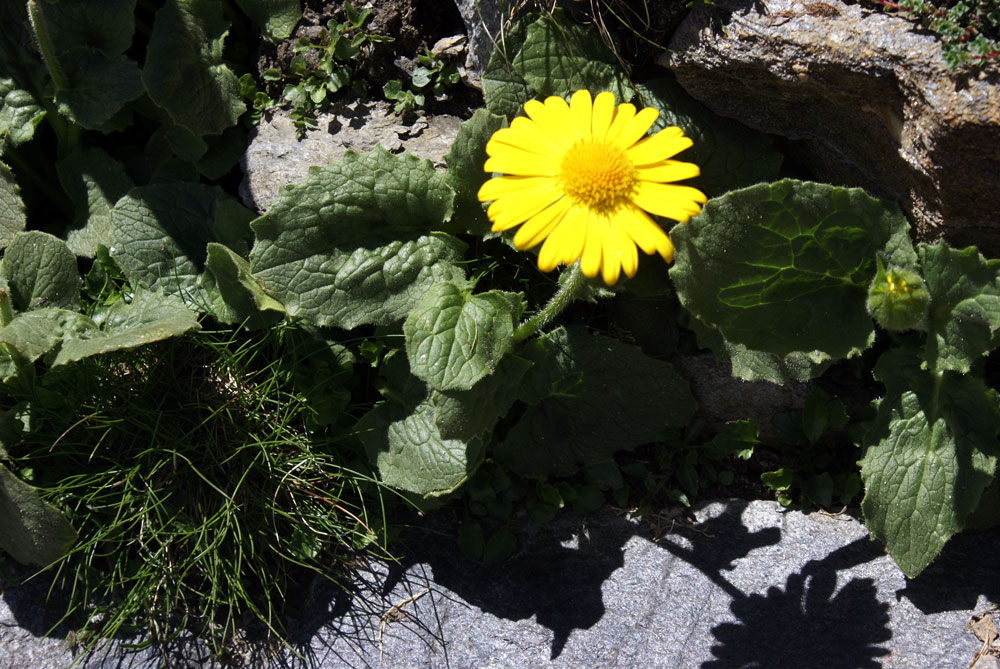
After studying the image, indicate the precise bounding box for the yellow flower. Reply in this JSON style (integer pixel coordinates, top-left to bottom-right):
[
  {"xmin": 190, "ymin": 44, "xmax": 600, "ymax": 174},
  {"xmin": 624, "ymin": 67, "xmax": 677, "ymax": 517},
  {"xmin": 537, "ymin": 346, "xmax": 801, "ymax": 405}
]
[{"xmin": 477, "ymin": 89, "xmax": 706, "ymax": 285}]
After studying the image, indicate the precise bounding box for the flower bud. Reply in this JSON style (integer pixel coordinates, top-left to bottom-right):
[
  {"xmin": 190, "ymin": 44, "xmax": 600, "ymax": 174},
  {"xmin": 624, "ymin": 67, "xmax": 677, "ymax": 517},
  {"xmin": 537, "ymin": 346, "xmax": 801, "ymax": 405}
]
[{"xmin": 866, "ymin": 259, "xmax": 929, "ymax": 331}]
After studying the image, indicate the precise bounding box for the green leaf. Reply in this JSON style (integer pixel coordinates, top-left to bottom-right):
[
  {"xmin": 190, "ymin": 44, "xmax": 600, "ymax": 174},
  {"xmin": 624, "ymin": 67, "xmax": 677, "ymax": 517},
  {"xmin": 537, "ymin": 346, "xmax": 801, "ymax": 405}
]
[
  {"xmin": 0, "ymin": 79, "xmax": 45, "ymax": 150},
  {"xmin": 32, "ymin": 0, "xmax": 136, "ymax": 59},
  {"xmin": 430, "ymin": 353, "xmax": 533, "ymax": 442},
  {"xmin": 512, "ymin": 10, "xmax": 632, "ymax": 104},
  {"xmin": 482, "ymin": 526, "xmax": 517, "ymax": 564},
  {"xmin": 919, "ymin": 241, "xmax": 1000, "ymax": 373},
  {"xmin": 142, "ymin": 0, "xmax": 246, "ymax": 136},
  {"xmin": 481, "ymin": 14, "xmax": 533, "ymax": 119},
  {"xmin": 233, "ymin": 0, "xmax": 301, "ymax": 41},
  {"xmin": 0, "ymin": 161, "xmax": 26, "ymax": 249},
  {"xmin": 195, "ymin": 126, "xmax": 247, "ymax": 179},
  {"xmin": 404, "ymin": 282, "xmax": 520, "ymax": 392},
  {"xmin": 52, "ymin": 289, "xmax": 199, "ymax": 367},
  {"xmin": 56, "ymin": 149, "xmax": 134, "ymax": 258},
  {"xmin": 109, "ymin": 183, "xmax": 251, "ymax": 304},
  {"xmin": 250, "ymin": 148, "xmax": 465, "ymax": 329},
  {"xmin": 686, "ymin": 312, "xmax": 833, "ymax": 384},
  {"xmin": 636, "ymin": 78, "xmax": 782, "ymax": 198},
  {"xmin": 0, "ymin": 465, "xmax": 77, "ymax": 567},
  {"xmin": 203, "ymin": 242, "xmax": 285, "ymax": 329},
  {"xmin": 29, "ymin": 0, "xmax": 142, "ymax": 129},
  {"xmin": 1, "ymin": 231, "xmax": 80, "ymax": 311},
  {"xmin": 444, "ymin": 109, "xmax": 506, "ymax": 236},
  {"xmin": 358, "ymin": 355, "xmax": 484, "ymax": 497},
  {"xmin": 671, "ymin": 179, "xmax": 914, "ymax": 360},
  {"xmin": 0, "ymin": 308, "xmax": 96, "ymax": 370},
  {"xmin": 55, "ymin": 51, "xmax": 144, "ymax": 129},
  {"xmin": 496, "ymin": 326, "xmax": 697, "ymax": 477},
  {"xmin": 860, "ymin": 347, "xmax": 1000, "ymax": 577}
]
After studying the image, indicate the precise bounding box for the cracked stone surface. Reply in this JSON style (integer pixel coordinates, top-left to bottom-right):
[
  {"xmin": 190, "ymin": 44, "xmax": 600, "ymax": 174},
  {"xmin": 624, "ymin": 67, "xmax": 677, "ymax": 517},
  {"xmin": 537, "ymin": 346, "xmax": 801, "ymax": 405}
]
[
  {"xmin": 239, "ymin": 101, "xmax": 462, "ymax": 214},
  {"xmin": 663, "ymin": 0, "xmax": 1000, "ymax": 252},
  {"xmin": 3, "ymin": 499, "xmax": 997, "ymax": 667}
]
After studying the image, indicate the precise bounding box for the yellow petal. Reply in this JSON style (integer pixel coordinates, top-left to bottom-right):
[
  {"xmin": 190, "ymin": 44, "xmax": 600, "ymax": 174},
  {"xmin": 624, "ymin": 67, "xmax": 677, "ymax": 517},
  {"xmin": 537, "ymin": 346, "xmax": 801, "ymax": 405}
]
[
  {"xmin": 486, "ymin": 127, "xmax": 550, "ymax": 157},
  {"xmin": 605, "ymin": 103, "xmax": 636, "ymax": 145},
  {"xmin": 524, "ymin": 98, "xmax": 574, "ymax": 146},
  {"xmin": 627, "ymin": 128, "xmax": 693, "ymax": 165},
  {"xmin": 478, "ymin": 175, "xmax": 553, "ymax": 203},
  {"xmin": 508, "ymin": 116, "xmax": 566, "ymax": 154},
  {"xmin": 538, "ymin": 217, "xmax": 577, "ymax": 272},
  {"xmin": 592, "ymin": 91, "xmax": 616, "ymax": 137},
  {"xmin": 512, "ymin": 196, "xmax": 571, "ymax": 248},
  {"xmin": 618, "ymin": 204, "xmax": 668, "ymax": 256},
  {"xmin": 635, "ymin": 160, "xmax": 701, "ymax": 184},
  {"xmin": 487, "ymin": 181, "xmax": 563, "ymax": 230},
  {"xmin": 632, "ymin": 181, "xmax": 707, "ymax": 222},
  {"xmin": 558, "ymin": 214, "xmax": 587, "ymax": 265},
  {"xmin": 614, "ymin": 106, "xmax": 660, "ymax": 150},
  {"xmin": 579, "ymin": 209, "xmax": 602, "ymax": 278},
  {"xmin": 599, "ymin": 216, "xmax": 622, "ymax": 285},
  {"xmin": 615, "ymin": 222, "xmax": 639, "ymax": 278},
  {"xmin": 658, "ymin": 232, "xmax": 675, "ymax": 264},
  {"xmin": 483, "ymin": 151, "xmax": 559, "ymax": 177},
  {"xmin": 569, "ymin": 90, "xmax": 594, "ymax": 139}
]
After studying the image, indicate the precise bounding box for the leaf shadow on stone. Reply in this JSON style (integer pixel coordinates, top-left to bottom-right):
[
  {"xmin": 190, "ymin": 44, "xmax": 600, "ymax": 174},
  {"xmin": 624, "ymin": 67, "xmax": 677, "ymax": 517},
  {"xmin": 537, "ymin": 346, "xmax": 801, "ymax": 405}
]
[
  {"xmin": 892, "ymin": 524, "xmax": 1000, "ymax": 615},
  {"xmin": 378, "ymin": 510, "xmax": 638, "ymax": 660},
  {"xmin": 699, "ymin": 537, "xmax": 891, "ymax": 668}
]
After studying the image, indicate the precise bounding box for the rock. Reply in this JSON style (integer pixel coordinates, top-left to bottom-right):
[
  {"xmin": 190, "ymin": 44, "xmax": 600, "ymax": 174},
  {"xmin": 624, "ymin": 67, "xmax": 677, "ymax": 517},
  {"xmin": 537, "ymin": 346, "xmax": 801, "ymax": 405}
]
[
  {"xmin": 673, "ymin": 353, "xmax": 812, "ymax": 439},
  {"xmin": 239, "ymin": 100, "xmax": 462, "ymax": 213},
  {"xmin": 662, "ymin": 0, "xmax": 1000, "ymax": 252},
  {"xmin": 451, "ymin": 0, "xmax": 502, "ymax": 82}
]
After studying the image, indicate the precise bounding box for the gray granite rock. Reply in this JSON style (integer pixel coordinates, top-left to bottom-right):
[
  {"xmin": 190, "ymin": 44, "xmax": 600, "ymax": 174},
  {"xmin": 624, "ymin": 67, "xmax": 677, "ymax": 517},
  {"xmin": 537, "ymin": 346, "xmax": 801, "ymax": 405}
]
[
  {"xmin": 452, "ymin": 0, "xmax": 502, "ymax": 82},
  {"xmin": 5, "ymin": 500, "xmax": 997, "ymax": 667},
  {"xmin": 239, "ymin": 101, "xmax": 462, "ymax": 214},
  {"xmin": 662, "ymin": 0, "xmax": 1000, "ymax": 252}
]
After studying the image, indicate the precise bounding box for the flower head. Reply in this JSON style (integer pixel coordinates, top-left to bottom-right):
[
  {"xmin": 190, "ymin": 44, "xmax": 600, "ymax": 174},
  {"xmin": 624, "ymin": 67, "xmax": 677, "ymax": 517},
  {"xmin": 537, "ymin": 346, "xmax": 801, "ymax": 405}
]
[{"xmin": 477, "ymin": 89, "xmax": 706, "ymax": 285}]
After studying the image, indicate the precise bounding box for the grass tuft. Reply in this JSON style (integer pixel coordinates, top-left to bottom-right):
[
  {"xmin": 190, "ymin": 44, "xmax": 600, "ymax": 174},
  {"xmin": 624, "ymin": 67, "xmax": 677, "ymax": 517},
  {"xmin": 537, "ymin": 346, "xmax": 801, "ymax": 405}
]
[{"xmin": 3, "ymin": 322, "xmax": 393, "ymax": 657}]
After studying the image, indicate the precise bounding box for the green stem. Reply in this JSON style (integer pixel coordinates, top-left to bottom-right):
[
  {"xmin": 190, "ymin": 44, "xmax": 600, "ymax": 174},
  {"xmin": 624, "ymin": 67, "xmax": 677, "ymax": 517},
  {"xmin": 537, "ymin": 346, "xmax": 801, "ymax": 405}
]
[
  {"xmin": 0, "ymin": 288, "xmax": 13, "ymax": 327},
  {"xmin": 27, "ymin": 0, "xmax": 68, "ymax": 92},
  {"xmin": 511, "ymin": 262, "xmax": 588, "ymax": 345}
]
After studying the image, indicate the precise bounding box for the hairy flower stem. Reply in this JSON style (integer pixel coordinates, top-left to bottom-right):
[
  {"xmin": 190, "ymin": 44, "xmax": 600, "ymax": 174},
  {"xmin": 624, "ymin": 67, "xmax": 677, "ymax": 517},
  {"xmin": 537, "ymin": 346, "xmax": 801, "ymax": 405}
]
[
  {"xmin": 511, "ymin": 262, "xmax": 587, "ymax": 345},
  {"xmin": 27, "ymin": 0, "xmax": 67, "ymax": 92}
]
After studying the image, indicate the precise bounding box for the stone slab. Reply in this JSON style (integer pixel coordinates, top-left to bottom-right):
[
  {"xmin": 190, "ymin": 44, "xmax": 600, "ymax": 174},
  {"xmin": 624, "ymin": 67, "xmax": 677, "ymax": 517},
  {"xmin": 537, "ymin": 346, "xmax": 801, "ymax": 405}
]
[{"xmin": 2, "ymin": 500, "xmax": 997, "ymax": 667}]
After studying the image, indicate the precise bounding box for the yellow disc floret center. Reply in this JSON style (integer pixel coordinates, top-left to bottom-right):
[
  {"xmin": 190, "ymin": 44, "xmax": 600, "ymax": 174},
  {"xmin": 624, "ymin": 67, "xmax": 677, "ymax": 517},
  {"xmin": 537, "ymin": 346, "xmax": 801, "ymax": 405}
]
[{"xmin": 559, "ymin": 140, "xmax": 637, "ymax": 213}]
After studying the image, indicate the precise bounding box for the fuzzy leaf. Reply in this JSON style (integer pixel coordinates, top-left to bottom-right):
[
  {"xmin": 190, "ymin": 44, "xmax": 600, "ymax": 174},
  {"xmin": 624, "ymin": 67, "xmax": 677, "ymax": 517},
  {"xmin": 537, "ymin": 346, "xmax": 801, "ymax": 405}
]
[
  {"xmin": 0, "ymin": 161, "xmax": 26, "ymax": 248},
  {"xmin": 250, "ymin": 147, "xmax": 465, "ymax": 329},
  {"xmin": 233, "ymin": 0, "xmax": 301, "ymax": 41},
  {"xmin": 203, "ymin": 242, "xmax": 284, "ymax": 328},
  {"xmin": 55, "ymin": 51, "xmax": 144, "ymax": 129},
  {"xmin": 687, "ymin": 313, "xmax": 833, "ymax": 384},
  {"xmin": 32, "ymin": 0, "xmax": 136, "ymax": 59},
  {"xmin": 512, "ymin": 10, "xmax": 632, "ymax": 104},
  {"xmin": 404, "ymin": 282, "xmax": 520, "ymax": 392},
  {"xmin": 1, "ymin": 231, "xmax": 79, "ymax": 311},
  {"xmin": 0, "ymin": 308, "xmax": 95, "ymax": 368},
  {"xmin": 142, "ymin": 0, "xmax": 246, "ymax": 136},
  {"xmin": 430, "ymin": 353, "xmax": 533, "ymax": 442},
  {"xmin": 52, "ymin": 290, "xmax": 199, "ymax": 367},
  {"xmin": 0, "ymin": 79, "xmax": 44, "ymax": 150},
  {"xmin": 0, "ymin": 466, "xmax": 77, "ymax": 567},
  {"xmin": 860, "ymin": 347, "xmax": 999, "ymax": 577},
  {"xmin": 671, "ymin": 179, "xmax": 914, "ymax": 360},
  {"xmin": 444, "ymin": 109, "xmax": 506, "ymax": 236},
  {"xmin": 109, "ymin": 183, "xmax": 252, "ymax": 304},
  {"xmin": 358, "ymin": 355, "xmax": 484, "ymax": 496},
  {"xmin": 919, "ymin": 241, "xmax": 1000, "ymax": 373},
  {"xmin": 481, "ymin": 15, "xmax": 533, "ymax": 119},
  {"xmin": 637, "ymin": 78, "xmax": 782, "ymax": 198},
  {"xmin": 496, "ymin": 326, "xmax": 697, "ymax": 477},
  {"xmin": 56, "ymin": 149, "xmax": 134, "ymax": 257}
]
